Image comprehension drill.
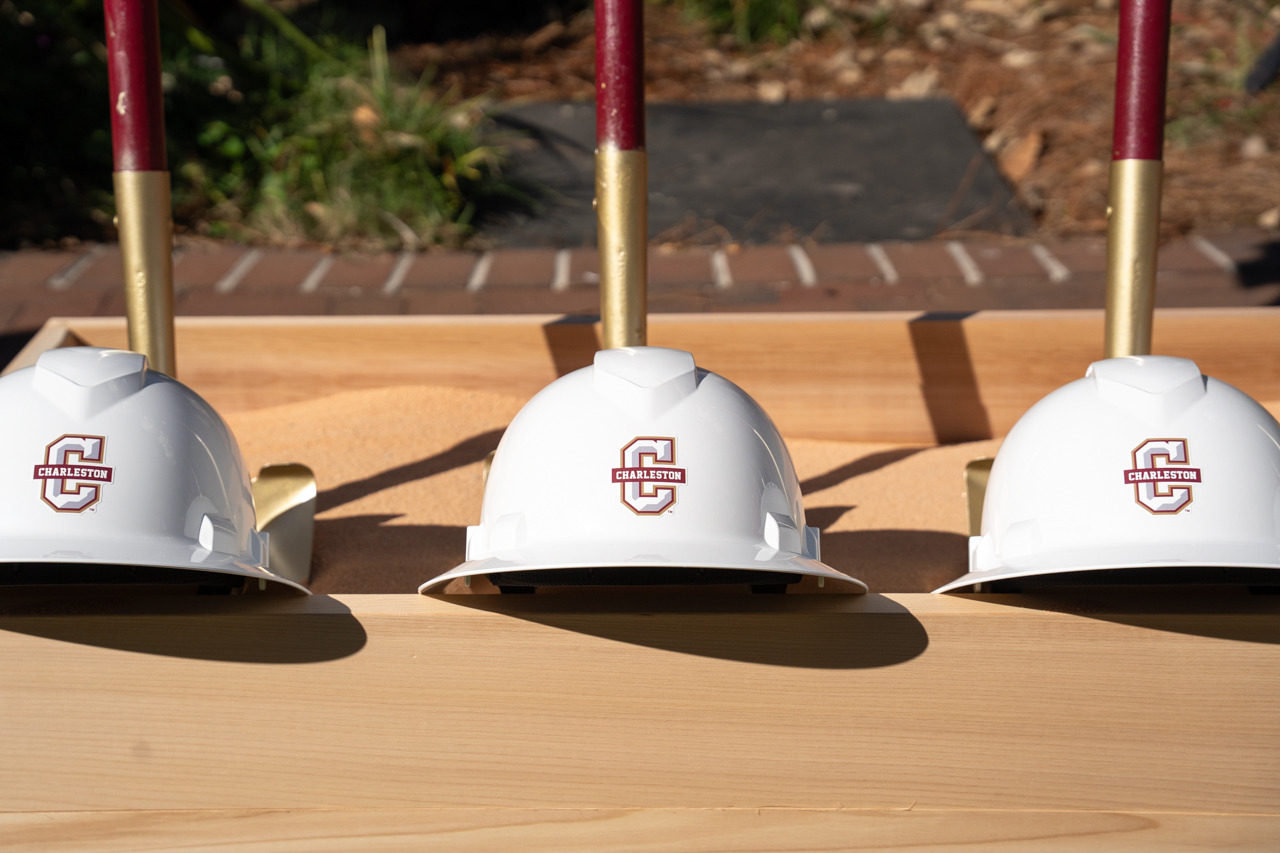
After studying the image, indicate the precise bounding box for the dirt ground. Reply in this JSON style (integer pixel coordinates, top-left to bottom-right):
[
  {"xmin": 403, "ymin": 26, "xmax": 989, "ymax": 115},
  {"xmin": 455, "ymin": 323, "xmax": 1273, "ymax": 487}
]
[{"xmin": 398, "ymin": 0, "xmax": 1280, "ymax": 238}]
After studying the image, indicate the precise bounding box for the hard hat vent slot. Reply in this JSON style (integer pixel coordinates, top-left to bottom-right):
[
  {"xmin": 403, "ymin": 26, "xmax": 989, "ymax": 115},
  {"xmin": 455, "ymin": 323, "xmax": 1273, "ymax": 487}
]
[
  {"xmin": 764, "ymin": 512, "xmax": 802, "ymax": 554},
  {"xmin": 198, "ymin": 514, "xmax": 239, "ymax": 555},
  {"xmin": 487, "ymin": 567, "xmax": 801, "ymax": 587}
]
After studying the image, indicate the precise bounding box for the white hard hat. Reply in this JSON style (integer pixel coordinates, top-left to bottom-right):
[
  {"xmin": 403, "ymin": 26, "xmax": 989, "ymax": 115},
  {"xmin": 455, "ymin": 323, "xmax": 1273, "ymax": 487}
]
[
  {"xmin": 0, "ymin": 347, "xmax": 307, "ymax": 593},
  {"xmin": 420, "ymin": 346, "xmax": 866, "ymax": 593},
  {"xmin": 935, "ymin": 355, "xmax": 1280, "ymax": 593}
]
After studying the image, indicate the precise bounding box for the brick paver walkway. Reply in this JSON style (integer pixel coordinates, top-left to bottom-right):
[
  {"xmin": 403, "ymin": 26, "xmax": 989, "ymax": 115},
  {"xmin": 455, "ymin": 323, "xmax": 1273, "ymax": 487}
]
[{"xmin": 2, "ymin": 233, "xmax": 1277, "ymax": 335}]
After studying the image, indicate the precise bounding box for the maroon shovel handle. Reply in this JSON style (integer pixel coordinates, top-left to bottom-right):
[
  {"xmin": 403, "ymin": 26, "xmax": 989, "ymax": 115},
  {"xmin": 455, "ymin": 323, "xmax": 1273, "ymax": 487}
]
[
  {"xmin": 595, "ymin": 0, "xmax": 645, "ymax": 150},
  {"xmin": 1112, "ymin": 0, "xmax": 1172, "ymax": 161},
  {"xmin": 104, "ymin": 0, "xmax": 168, "ymax": 172}
]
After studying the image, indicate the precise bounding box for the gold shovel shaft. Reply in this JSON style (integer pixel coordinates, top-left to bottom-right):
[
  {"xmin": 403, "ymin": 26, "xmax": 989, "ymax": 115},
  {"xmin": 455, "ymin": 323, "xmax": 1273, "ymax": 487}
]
[
  {"xmin": 113, "ymin": 170, "xmax": 177, "ymax": 376},
  {"xmin": 596, "ymin": 148, "xmax": 648, "ymax": 349},
  {"xmin": 1103, "ymin": 159, "xmax": 1163, "ymax": 359}
]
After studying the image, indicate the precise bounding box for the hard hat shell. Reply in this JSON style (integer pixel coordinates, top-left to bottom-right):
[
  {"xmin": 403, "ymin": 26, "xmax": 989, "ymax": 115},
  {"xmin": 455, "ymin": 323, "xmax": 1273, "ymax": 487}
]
[
  {"xmin": 420, "ymin": 347, "xmax": 866, "ymax": 593},
  {"xmin": 934, "ymin": 355, "xmax": 1280, "ymax": 593},
  {"xmin": 0, "ymin": 347, "xmax": 307, "ymax": 593}
]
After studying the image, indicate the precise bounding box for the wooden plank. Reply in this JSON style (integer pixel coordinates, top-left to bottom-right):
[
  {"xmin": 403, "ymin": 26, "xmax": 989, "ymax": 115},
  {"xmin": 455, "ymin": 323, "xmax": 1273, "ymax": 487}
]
[
  {"xmin": 1, "ymin": 592, "xmax": 1277, "ymax": 815},
  {"xmin": 965, "ymin": 308, "xmax": 1280, "ymax": 437},
  {"xmin": 3, "ymin": 807, "xmax": 1278, "ymax": 852},
  {"xmin": 39, "ymin": 316, "xmax": 567, "ymax": 415},
  {"xmin": 33, "ymin": 309, "xmax": 1280, "ymax": 443},
  {"xmin": 647, "ymin": 313, "xmax": 934, "ymax": 443},
  {"xmin": 0, "ymin": 319, "xmax": 85, "ymax": 377}
]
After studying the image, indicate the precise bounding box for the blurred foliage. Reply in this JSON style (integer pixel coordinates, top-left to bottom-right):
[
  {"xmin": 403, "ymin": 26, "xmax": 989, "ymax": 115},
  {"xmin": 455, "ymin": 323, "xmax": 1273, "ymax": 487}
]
[
  {"xmin": 195, "ymin": 0, "xmax": 592, "ymax": 47},
  {"xmin": 0, "ymin": 0, "xmax": 536, "ymax": 249},
  {"xmin": 675, "ymin": 0, "xmax": 815, "ymax": 46},
  {"xmin": 0, "ymin": 0, "xmax": 115, "ymax": 246}
]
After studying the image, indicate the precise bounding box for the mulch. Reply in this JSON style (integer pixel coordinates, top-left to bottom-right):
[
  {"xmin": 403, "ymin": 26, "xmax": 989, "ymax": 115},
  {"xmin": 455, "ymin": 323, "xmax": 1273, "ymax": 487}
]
[{"xmin": 396, "ymin": 0, "xmax": 1280, "ymax": 239}]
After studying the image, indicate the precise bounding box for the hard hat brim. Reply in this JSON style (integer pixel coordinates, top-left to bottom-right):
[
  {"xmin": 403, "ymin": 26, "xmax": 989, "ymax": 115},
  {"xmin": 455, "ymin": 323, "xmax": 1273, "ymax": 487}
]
[
  {"xmin": 420, "ymin": 540, "xmax": 866, "ymax": 594},
  {"xmin": 934, "ymin": 539, "xmax": 1280, "ymax": 594},
  {"xmin": 0, "ymin": 536, "xmax": 309, "ymax": 594}
]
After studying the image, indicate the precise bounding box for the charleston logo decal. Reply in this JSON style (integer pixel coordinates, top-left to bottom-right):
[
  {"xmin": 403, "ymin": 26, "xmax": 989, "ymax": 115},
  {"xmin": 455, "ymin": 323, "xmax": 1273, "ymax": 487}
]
[
  {"xmin": 612, "ymin": 437, "xmax": 685, "ymax": 515},
  {"xmin": 32, "ymin": 435, "xmax": 113, "ymax": 513},
  {"xmin": 1123, "ymin": 438, "xmax": 1200, "ymax": 515}
]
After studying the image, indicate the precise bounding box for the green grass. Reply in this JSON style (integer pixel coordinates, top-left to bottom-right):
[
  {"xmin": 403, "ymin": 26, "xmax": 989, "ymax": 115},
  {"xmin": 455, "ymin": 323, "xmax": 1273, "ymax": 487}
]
[
  {"xmin": 176, "ymin": 20, "xmax": 533, "ymax": 249},
  {"xmin": 0, "ymin": 0, "xmax": 534, "ymax": 249}
]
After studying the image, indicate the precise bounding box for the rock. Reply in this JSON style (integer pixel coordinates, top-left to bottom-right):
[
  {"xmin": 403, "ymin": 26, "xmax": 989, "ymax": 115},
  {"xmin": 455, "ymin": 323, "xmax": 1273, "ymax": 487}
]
[
  {"xmin": 963, "ymin": 0, "xmax": 1020, "ymax": 17},
  {"xmin": 966, "ymin": 95, "xmax": 997, "ymax": 129},
  {"xmin": 1075, "ymin": 158, "xmax": 1106, "ymax": 178},
  {"xmin": 983, "ymin": 127, "xmax": 1009, "ymax": 154},
  {"xmin": 887, "ymin": 67, "xmax": 940, "ymax": 100},
  {"xmin": 837, "ymin": 66, "xmax": 865, "ymax": 86},
  {"xmin": 725, "ymin": 58, "xmax": 754, "ymax": 81},
  {"xmin": 824, "ymin": 47, "xmax": 858, "ymax": 70},
  {"xmin": 883, "ymin": 47, "xmax": 916, "ymax": 64},
  {"xmin": 803, "ymin": 5, "xmax": 834, "ymax": 33},
  {"xmin": 1241, "ymin": 134, "xmax": 1269, "ymax": 160},
  {"xmin": 933, "ymin": 11, "xmax": 962, "ymax": 32},
  {"xmin": 1001, "ymin": 48, "xmax": 1038, "ymax": 69},
  {"xmin": 1259, "ymin": 206, "xmax": 1280, "ymax": 230},
  {"xmin": 999, "ymin": 130, "xmax": 1044, "ymax": 183},
  {"xmin": 757, "ymin": 80, "xmax": 788, "ymax": 103}
]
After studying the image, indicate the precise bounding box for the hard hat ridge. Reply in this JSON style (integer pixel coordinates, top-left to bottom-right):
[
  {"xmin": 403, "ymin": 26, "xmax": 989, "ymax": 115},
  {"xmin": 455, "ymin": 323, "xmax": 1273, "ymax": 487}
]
[
  {"xmin": 421, "ymin": 346, "xmax": 866, "ymax": 594},
  {"xmin": 0, "ymin": 347, "xmax": 307, "ymax": 593},
  {"xmin": 1089, "ymin": 355, "xmax": 1208, "ymax": 423},
  {"xmin": 593, "ymin": 346, "xmax": 699, "ymax": 417},
  {"xmin": 32, "ymin": 348, "xmax": 149, "ymax": 418},
  {"xmin": 935, "ymin": 354, "xmax": 1280, "ymax": 593}
]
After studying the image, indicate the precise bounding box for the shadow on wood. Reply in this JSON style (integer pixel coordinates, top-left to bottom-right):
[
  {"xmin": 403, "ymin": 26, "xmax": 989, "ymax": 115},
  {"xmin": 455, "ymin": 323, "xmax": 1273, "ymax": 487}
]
[
  {"xmin": 799, "ymin": 448, "xmax": 926, "ymax": 495},
  {"xmin": 443, "ymin": 593, "xmax": 929, "ymax": 669},
  {"xmin": 908, "ymin": 312, "xmax": 992, "ymax": 443},
  {"xmin": 968, "ymin": 588, "xmax": 1280, "ymax": 645},
  {"xmin": 0, "ymin": 596, "xmax": 367, "ymax": 662},
  {"xmin": 542, "ymin": 315, "xmax": 601, "ymax": 376},
  {"xmin": 316, "ymin": 431, "xmax": 503, "ymax": 515},
  {"xmin": 823, "ymin": 529, "xmax": 969, "ymax": 593},
  {"xmin": 311, "ymin": 516, "xmax": 467, "ymax": 594}
]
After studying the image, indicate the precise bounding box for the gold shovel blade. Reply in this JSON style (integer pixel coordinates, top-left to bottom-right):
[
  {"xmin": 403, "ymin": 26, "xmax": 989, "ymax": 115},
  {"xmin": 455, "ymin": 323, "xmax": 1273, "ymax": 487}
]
[
  {"xmin": 964, "ymin": 457, "xmax": 994, "ymax": 537},
  {"xmin": 252, "ymin": 463, "xmax": 317, "ymax": 586}
]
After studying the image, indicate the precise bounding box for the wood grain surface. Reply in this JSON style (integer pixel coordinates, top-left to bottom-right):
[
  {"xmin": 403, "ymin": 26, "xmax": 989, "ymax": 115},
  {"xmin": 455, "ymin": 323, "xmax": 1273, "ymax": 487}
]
[
  {"xmin": 5, "ymin": 312, "xmax": 1280, "ymax": 849},
  {"xmin": 26, "ymin": 308, "xmax": 1280, "ymax": 442},
  {"xmin": 0, "ymin": 592, "xmax": 1277, "ymax": 818},
  {"xmin": 4, "ymin": 807, "xmax": 1278, "ymax": 852}
]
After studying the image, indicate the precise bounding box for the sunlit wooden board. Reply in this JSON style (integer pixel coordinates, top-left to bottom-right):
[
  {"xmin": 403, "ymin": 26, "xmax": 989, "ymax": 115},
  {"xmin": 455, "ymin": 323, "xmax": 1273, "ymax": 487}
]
[
  {"xmin": 0, "ymin": 592, "xmax": 1277, "ymax": 818},
  {"xmin": 12, "ymin": 308, "xmax": 1280, "ymax": 443},
  {"xmin": 3, "ymin": 807, "xmax": 1278, "ymax": 852}
]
